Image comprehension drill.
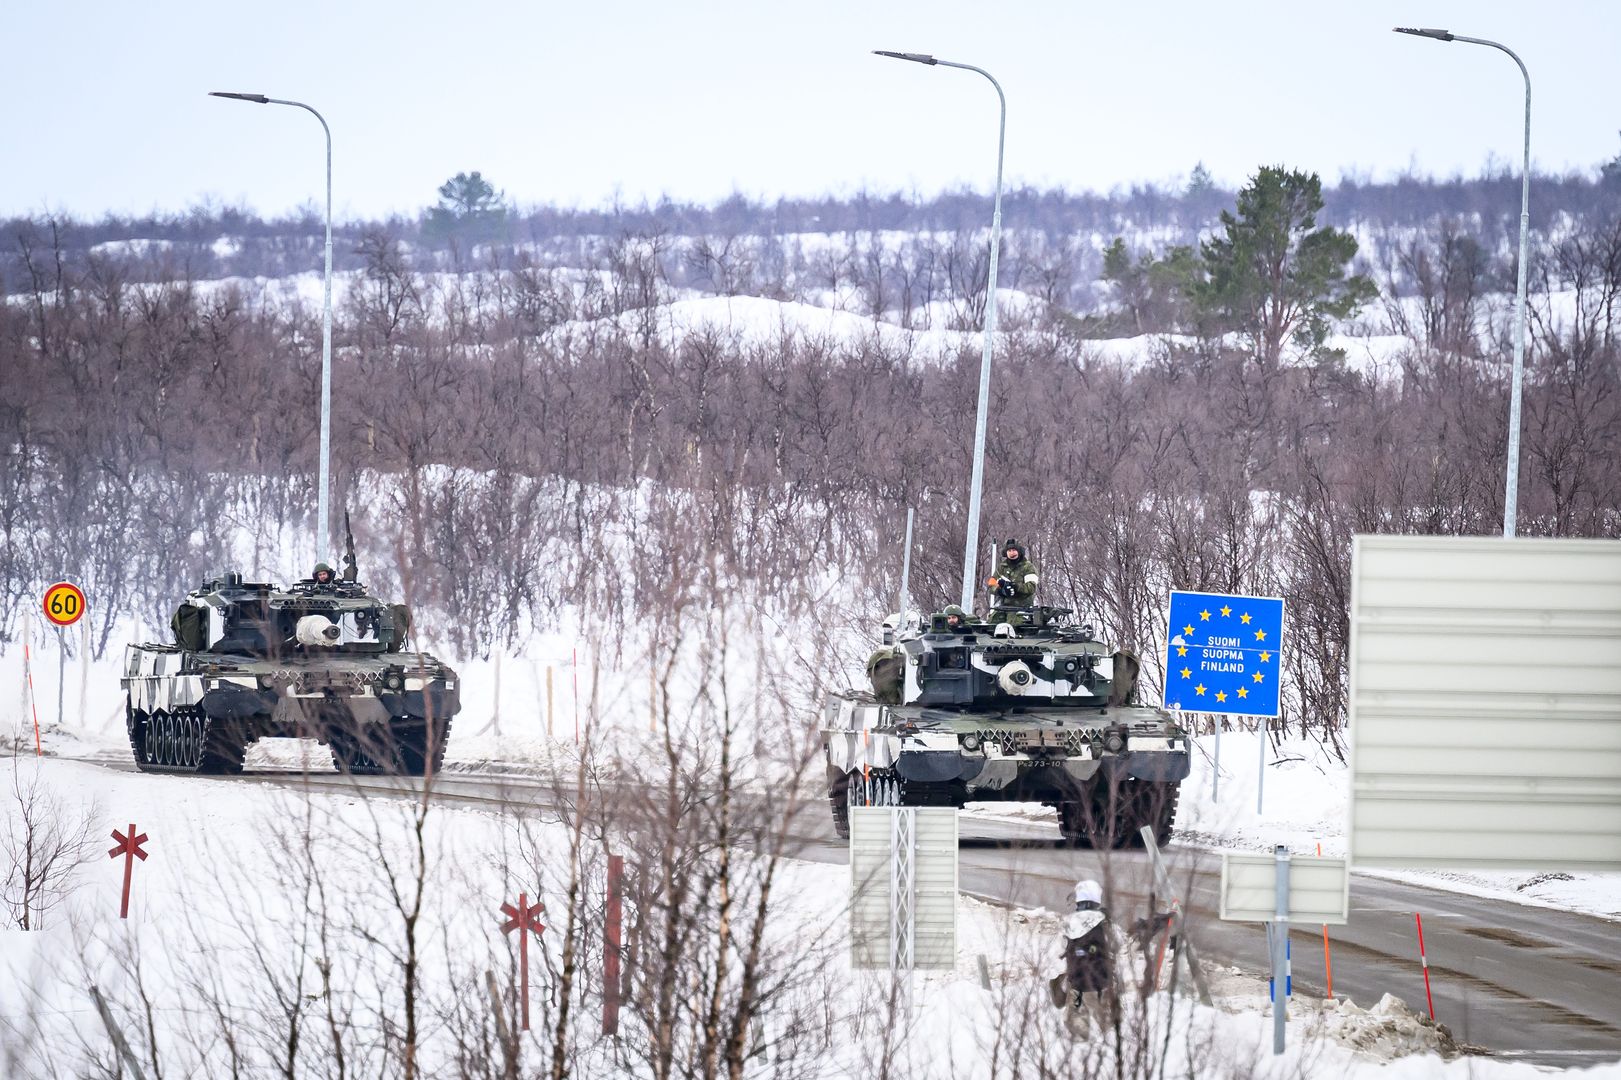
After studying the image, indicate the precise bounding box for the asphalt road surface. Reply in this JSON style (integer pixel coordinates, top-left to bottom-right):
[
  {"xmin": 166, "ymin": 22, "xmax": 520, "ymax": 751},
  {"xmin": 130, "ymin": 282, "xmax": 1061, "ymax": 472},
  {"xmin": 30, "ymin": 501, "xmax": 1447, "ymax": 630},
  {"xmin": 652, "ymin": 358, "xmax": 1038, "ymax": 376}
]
[{"xmin": 77, "ymin": 754, "xmax": 1621, "ymax": 1067}]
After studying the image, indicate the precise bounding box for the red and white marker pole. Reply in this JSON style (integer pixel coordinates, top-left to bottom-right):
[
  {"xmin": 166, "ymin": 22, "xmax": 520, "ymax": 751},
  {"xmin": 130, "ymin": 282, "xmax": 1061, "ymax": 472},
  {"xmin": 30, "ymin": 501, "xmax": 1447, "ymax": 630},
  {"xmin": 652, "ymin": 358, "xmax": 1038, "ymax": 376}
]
[
  {"xmin": 604, "ymin": 853, "xmax": 623, "ymax": 1036},
  {"xmin": 23, "ymin": 642, "xmax": 43, "ymax": 756},
  {"xmin": 1415, "ymin": 912, "xmax": 1436, "ymax": 1021},
  {"xmin": 108, "ymin": 824, "xmax": 149, "ymax": 919},
  {"xmin": 500, "ymin": 892, "xmax": 546, "ymax": 1031}
]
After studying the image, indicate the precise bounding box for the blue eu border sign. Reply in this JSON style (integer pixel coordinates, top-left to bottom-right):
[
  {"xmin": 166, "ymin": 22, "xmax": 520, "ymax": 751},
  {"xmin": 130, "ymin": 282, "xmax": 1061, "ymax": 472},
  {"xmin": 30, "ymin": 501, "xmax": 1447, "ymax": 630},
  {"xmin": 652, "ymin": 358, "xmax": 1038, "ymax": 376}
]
[{"xmin": 1164, "ymin": 590, "xmax": 1285, "ymax": 719}]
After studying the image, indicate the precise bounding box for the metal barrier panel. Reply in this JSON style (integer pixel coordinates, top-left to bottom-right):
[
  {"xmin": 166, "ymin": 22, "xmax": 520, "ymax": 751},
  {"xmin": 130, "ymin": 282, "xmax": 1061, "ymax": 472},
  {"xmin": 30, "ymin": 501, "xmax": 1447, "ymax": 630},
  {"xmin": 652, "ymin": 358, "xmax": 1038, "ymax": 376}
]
[{"xmin": 1348, "ymin": 535, "xmax": 1621, "ymax": 870}]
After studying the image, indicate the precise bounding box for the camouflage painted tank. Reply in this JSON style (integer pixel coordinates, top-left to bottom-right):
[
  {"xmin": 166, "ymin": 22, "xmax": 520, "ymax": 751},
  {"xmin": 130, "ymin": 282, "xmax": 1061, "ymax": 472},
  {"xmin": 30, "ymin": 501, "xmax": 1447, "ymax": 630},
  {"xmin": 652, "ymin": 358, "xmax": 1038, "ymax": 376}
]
[
  {"xmin": 823, "ymin": 604, "xmax": 1190, "ymax": 846},
  {"xmin": 122, "ymin": 570, "xmax": 459, "ymax": 775}
]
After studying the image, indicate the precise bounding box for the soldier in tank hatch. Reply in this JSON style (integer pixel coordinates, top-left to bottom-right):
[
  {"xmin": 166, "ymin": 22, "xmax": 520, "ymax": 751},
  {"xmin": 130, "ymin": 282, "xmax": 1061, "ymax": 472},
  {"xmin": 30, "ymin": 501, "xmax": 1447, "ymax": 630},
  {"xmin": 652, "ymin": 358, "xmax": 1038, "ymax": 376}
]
[
  {"xmin": 312, "ymin": 562, "xmax": 336, "ymax": 587},
  {"xmin": 986, "ymin": 538, "xmax": 1038, "ymax": 623},
  {"xmin": 866, "ymin": 615, "xmax": 904, "ymax": 704}
]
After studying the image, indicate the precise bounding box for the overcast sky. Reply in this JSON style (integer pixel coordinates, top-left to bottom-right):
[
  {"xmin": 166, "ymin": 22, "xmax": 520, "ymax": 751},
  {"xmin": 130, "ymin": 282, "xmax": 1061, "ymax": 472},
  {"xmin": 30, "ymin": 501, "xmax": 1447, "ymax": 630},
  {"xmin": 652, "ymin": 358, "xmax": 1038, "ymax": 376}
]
[{"xmin": 6, "ymin": 0, "xmax": 1617, "ymax": 221}]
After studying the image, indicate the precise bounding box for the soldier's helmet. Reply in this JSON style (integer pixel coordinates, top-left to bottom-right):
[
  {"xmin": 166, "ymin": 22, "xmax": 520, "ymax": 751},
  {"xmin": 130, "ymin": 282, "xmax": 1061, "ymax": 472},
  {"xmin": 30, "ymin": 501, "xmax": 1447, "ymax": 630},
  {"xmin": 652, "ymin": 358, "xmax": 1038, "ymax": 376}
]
[
  {"xmin": 1074, "ymin": 879, "xmax": 1103, "ymax": 906},
  {"xmin": 313, "ymin": 562, "xmax": 335, "ymax": 585},
  {"xmin": 943, "ymin": 604, "xmax": 967, "ymax": 628}
]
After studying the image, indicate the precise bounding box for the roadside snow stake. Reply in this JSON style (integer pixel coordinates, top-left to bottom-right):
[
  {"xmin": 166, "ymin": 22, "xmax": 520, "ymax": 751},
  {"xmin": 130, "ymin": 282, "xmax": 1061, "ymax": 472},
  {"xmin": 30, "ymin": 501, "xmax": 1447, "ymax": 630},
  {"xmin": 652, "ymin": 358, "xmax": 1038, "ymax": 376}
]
[
  {"xmin": 500, "ymin": 892, "xmax": 546, "ymax": 1031},
  {"xmin": 1317, "ymin": 841, "xmax": 1334, "ymax": 999},
  {"xmin": 108, "ymin": 824, "xmax": 149, "ymax": 919},
  {"xmin": 1415, "ymin": 912, "xmax": 1436, "ymax": 1021},
  {"xmin": 23, "ymin": 641, "xmax": 43, "ymax": 756},
  {"xmin": 604, "ymin": 854, "xmax": 623, "ymax": 1036}
]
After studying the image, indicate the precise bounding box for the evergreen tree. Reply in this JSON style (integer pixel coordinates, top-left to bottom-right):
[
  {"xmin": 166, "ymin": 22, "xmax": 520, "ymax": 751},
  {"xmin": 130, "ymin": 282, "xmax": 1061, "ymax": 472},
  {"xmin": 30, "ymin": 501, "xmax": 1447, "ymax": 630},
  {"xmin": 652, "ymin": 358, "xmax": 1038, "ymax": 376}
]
[
  {"xmin": 1601, "ymin": 132, "xmax": 1621, "ymax": 189},
  {"xmin": 1192, "ymin": 166, "xmax": 1375, "ymax": 366},
  {"xmin": 423, "ymin": 171, "xmax": 508, "ymax": 246}
]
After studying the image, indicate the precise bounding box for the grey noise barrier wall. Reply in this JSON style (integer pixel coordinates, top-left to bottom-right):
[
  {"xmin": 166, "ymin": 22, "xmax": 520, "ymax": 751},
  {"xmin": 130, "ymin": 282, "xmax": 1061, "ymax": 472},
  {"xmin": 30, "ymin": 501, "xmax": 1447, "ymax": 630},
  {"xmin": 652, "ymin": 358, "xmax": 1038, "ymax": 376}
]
[{"xmin": 1348, "ymin": 535, "xmax": 1621, "ymax": 870}]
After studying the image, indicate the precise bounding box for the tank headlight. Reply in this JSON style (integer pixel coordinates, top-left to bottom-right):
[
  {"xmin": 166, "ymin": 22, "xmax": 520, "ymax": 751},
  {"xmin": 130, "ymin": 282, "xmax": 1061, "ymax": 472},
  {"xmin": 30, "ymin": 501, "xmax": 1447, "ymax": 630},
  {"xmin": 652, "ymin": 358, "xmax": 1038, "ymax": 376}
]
[
  {"xmin": 961, "ymin": 733, "xmax": 982, "ymax": 752},
  {"xmin": 383, "ymin": 671, "xmax": 405, "ymax": 691},
  {"xmin": 1063, "ymin": 659, "xmax": 1079, "ymax": 673},
  {"xmin": 1103, "ymin": 730, "xmax": 1127, "ymax": 754}
]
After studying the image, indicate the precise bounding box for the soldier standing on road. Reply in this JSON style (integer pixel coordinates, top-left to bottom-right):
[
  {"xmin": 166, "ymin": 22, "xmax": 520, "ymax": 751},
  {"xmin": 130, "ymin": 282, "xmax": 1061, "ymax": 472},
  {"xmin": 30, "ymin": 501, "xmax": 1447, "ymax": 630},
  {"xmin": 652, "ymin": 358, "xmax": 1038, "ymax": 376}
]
[{"xmin": 986, "ymin": 539, "xmax": 1038, "ymax": 623}]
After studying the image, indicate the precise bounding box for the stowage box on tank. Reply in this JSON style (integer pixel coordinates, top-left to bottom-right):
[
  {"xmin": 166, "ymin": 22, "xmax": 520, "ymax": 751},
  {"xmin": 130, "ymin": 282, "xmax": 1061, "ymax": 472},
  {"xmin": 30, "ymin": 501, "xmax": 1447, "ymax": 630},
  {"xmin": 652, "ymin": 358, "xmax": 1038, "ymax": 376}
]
[
  {"xmin": 822, "ymin": 605, "xmax": 1190, "ymax": 846},
  {"xmin": 122, "ymin": 571, "xmax": 459, "ymax": 775}
]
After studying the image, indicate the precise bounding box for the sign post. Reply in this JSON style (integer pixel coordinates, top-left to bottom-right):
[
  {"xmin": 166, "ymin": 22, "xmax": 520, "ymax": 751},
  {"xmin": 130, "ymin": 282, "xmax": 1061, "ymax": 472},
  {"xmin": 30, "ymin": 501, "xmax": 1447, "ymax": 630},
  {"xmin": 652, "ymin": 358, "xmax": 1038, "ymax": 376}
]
[
  {"xmin": 43, "ymin": 582, "xmax": 87, "ymax": 735},
  {"xmin": 1270, "ymin": 846, "xmax": 1289, "ymax": 1055},
  {"xmin": 500, "ymin": 892, "xmax": 546, "ymax": 1031},
  {"xmin": 1162, "ymin": 590, "xmax": 1285, "ymax": 810},
  {"xmin": 1219, "ymin": 848, "xmax": 1350, "ymax": 1055},
  {"xmin": 108, "ymin": 824, "xmax": 149, "ymax": 919}
]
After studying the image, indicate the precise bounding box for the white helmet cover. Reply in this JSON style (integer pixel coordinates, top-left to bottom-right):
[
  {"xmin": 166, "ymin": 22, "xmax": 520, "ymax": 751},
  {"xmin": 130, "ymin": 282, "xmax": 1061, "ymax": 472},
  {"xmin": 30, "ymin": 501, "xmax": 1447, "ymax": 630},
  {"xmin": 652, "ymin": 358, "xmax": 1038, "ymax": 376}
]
[{"xmin": 1074, "ymin": 879, "xmax": 1103, "ymax": 905}]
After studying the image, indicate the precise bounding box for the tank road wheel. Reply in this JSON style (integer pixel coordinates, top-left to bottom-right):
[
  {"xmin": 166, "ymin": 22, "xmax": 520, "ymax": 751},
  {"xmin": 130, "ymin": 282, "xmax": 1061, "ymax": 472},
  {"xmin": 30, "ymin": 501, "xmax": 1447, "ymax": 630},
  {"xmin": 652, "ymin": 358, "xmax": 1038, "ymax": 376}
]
[
  {"xmin": 827, "ymin": 766, "xmax": 852, "ymax": 840},
  {"xmin": 134, "ymin": 710, "xmax": 166, "ymax": 772},
  {"xmin": 184, "ymin": 713, "xmax": 205, "ymax": 769}
]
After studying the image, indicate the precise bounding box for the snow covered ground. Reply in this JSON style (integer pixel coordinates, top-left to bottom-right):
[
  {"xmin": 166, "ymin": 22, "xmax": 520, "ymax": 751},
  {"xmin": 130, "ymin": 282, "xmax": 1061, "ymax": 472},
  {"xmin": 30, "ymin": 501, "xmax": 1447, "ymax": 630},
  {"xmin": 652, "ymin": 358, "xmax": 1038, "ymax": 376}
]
[{"xmin": 7, "ymin": 754, "xmax": 1617, "ymax": 1078}]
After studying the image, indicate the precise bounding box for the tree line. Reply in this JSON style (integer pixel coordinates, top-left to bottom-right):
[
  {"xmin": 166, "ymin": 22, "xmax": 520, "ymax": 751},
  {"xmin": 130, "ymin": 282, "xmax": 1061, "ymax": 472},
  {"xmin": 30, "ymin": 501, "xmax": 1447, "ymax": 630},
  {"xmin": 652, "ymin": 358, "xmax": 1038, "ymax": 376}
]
[{"xmin": 2, "ymin": 166, "xmax": 1617, "ymax": 741}]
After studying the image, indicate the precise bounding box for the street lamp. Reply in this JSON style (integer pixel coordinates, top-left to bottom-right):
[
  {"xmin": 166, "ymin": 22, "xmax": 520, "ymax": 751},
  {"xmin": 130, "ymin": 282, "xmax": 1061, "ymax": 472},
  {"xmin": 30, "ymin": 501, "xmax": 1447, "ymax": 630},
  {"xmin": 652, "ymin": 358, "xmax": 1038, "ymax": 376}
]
[
  {"xmin": 874, "ymin": 51, "xmax": 1006, "ymax": 609},
  {"xmin": 1394, "ymin": 28, "xmax": 1532, "ymax": 538},
  {"xmin": 210, "ymin": 91, "xmax": 336, "ymax": 561}
]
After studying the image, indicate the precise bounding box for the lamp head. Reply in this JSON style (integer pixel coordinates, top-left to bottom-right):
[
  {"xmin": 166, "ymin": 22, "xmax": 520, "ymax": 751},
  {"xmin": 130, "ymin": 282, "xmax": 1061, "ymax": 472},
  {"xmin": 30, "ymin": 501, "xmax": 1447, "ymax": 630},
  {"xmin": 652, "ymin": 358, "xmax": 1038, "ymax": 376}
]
[
  {"xmin": 209, "ymin": 91, "xmax": 271, "ymax": 103},
  {"xmin": 873, "ymin": 50, "xmax": 938, "ymax": 65},
  {"xmin": 1393, "ymin": 27, "xmax": 1455, "ymax": 42}
]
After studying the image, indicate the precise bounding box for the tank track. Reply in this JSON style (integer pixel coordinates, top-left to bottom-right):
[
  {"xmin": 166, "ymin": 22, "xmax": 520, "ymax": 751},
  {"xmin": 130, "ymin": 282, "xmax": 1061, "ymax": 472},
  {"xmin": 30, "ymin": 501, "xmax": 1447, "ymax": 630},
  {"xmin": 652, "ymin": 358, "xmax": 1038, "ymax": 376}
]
[
  {"xmin": 128, "ymin": 704, "xmax": 248, "ymax": 775},
  {"xmin": 330, "ymin": 717, "xmax": 454, "ymax": 777},
  {"xmin": 1058, "ymin": 778, "xmax": 1179, "ymax": 849}
]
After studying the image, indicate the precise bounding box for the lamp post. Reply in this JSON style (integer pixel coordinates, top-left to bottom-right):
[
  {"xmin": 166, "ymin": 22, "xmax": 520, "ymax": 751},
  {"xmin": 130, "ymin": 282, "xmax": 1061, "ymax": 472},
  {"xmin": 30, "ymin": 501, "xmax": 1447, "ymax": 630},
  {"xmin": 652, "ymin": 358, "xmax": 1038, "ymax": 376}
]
[
  {"xmin": 874, "ymin": 51, "xmax": 1006, "ymax": 609},
  {"xmin": 1394, "ymin": 28, "xmax": 1532, "ymax": 538},
  {"xmin": 210, "ymin": 91, "xmax": 336, "ymax": 561}
]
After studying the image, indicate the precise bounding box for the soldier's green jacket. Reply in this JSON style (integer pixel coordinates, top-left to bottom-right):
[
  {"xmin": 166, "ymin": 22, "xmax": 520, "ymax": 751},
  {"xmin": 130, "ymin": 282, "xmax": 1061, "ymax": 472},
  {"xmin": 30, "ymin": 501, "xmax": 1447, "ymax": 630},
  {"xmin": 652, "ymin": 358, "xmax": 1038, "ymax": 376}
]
[
  {"xmin": 866, "ymin": 646, "xmax": 904, "ymax": 705},
  {"xmin": 990, "ymin": 556, "xmax": 1039, "ymax": 607}
]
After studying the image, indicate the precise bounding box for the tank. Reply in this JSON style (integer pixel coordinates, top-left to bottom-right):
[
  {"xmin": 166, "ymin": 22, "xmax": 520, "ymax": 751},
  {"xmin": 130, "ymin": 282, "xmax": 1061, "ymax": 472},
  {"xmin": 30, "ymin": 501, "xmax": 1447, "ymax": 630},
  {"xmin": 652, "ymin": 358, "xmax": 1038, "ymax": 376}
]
[
  {"xmin": 823, "ymin": 604, "xmax": 1190, "ymax": 846},
  {"xmin": 121, "ymin": 570, "xmax": 460, "ymax": 775}
]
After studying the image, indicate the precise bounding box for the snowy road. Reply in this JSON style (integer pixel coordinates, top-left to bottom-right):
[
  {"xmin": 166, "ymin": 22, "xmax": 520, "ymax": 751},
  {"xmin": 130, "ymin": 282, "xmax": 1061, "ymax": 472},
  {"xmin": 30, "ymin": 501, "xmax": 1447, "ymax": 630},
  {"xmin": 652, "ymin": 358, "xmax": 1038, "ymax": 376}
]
[{"xmin": 77, "ymin": 754, "xmax": 1621, "ymax": 1068}]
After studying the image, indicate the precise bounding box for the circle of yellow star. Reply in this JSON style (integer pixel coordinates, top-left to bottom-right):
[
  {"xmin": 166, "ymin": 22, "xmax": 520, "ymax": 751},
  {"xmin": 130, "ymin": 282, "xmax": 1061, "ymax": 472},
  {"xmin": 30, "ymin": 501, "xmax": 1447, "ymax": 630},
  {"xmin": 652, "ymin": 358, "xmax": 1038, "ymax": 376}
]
[
  {"xmin": 1253, "ymin": 672, "xmax": 1265, "ymax": 683},
  {"xmin": 1236, "ymin": 686, "xmax": 1249, "ymax": 699},
  {"xmin": 1180, "ymin": 667, "xmax": 1192, "ymax": 680},
  {"xmin": 1176, "ymin": 645, "xmax": 1188, "ymax": 657},
  {"xmin": 1183, "ymin": 624, "xmax": 1195, "ymax": 637},
  {"xmin": 1194, "ymin": 684, "xmax": 1207, "ymax": 696},
  {"xmin": 1254, "ymin": 629, "xmax": 1267, "ymax": 642},
  {"xmin": 1240, "ymin": 612, "xmax": 1252, "ymax": 624},
  {"xmin": 1215, "ymin": 690, "xmax": 1227, "ymax": 703},
  {"xmin": 1200, "ymin": 609, "xmax": 1211, "ymax": 622},
  {"xmin": 1258, "ymin": 650, "xmax": 1271, "ymax": 663},
  {"xmin": 1220, "ymin": 605, "xmax": 1232, "ymax": 617}
]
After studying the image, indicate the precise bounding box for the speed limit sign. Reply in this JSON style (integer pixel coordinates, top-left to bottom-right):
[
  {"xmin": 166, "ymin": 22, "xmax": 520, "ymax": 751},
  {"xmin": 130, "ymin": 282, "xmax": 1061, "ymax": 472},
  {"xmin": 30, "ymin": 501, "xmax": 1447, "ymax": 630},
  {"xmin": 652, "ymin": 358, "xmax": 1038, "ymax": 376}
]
[{"xmin": 44, "ymin": 581, "xmax": 86, "ymax": 627}]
